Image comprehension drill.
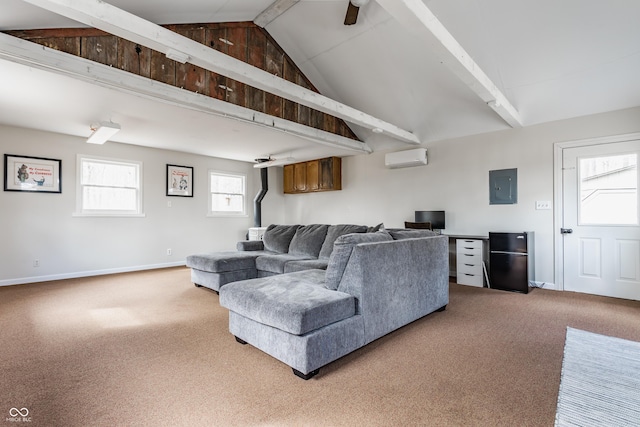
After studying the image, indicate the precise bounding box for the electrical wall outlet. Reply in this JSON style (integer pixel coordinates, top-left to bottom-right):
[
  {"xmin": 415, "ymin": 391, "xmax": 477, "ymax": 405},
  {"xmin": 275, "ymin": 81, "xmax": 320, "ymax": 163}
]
[
  {"xmin": 166, "ymin": 248, "xmax": 172, "ymax": 256},
  {"xmin": 535, "ymin": 201, "xmax": 551, "ymax": 210},
  {"xmin": 33, "ymin": 259, "xmax": 39, "ymax": 267}
]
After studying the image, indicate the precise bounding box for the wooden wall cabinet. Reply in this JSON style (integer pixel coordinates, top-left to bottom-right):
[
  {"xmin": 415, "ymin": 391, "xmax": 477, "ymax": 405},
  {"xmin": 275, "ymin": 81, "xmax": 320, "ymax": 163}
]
[{"xmin": 283, "ymin": 157, "xmax": 341, "ymax": 194}]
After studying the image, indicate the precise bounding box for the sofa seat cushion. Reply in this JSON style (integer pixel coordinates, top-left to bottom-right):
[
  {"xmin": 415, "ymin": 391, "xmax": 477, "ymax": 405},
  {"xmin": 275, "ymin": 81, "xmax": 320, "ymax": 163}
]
[
  {"xmin": 186, "ymin": 251, "xmax": 260, "ymax": 273},
  {"xmin": 256, "ymin": 254, "xmax": 313, "ymax": 274},
  {"xmin": 289, "ymin": 224, "xmax": 330, "ymax": 258},
  {"xmin": 219, "ymin": 270, "xmax": 356, "ymax": 335},
  {"xmin": 284, "ymin": 259, "xmax": 329, "ymax": 273}
]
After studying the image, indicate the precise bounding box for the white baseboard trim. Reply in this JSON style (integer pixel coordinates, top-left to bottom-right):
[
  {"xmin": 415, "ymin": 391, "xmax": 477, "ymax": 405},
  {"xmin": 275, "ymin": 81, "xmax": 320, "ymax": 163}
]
[
  {"xmin": 0, "ymin": 261, "xmax": 187, "ymax": 287},
  {"xmin": 531, "ymin": 280, "xmax": 558, "ymax": 290}
]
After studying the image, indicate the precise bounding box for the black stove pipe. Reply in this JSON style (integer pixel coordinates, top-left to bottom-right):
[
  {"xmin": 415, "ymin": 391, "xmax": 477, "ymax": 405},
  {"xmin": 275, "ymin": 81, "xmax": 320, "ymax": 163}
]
[{"xmin": 253, "ymin": 160, "xmax": 269, "ymax": 227}]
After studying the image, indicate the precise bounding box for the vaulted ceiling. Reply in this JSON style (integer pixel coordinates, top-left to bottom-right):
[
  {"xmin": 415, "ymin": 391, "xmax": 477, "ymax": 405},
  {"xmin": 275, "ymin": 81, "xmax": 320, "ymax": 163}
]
[{"xmin": 1, "ymin": 0, "xmax": 639, "ymax": 164}]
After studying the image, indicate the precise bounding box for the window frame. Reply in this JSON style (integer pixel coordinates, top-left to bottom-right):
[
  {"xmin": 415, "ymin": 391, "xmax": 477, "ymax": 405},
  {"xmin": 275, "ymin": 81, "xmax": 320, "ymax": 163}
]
[
  {"xmin": 74, "ymin": 154, "xmax": 144, "ymax": 218},
  {"xmin": 207, "ymin": 169, "xmax": 247, "ymax": 217}
]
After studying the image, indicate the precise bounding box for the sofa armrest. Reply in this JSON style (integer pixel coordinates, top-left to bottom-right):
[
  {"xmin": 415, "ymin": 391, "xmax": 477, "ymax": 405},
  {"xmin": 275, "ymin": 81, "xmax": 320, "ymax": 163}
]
[
  {"xmin": 339, "ymin": 235, "xmax": 449, "ymax": 343},
  {"xmin": 237, "ymin": 240, "xmax": 265, "ymax": 251}
]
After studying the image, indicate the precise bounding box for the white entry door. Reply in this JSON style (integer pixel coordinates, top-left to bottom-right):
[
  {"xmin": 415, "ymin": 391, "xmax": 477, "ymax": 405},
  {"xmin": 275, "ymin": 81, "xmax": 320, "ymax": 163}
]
[{"xmin": 562, "ymin": 139, "xmax": 640, "ymax": 300}]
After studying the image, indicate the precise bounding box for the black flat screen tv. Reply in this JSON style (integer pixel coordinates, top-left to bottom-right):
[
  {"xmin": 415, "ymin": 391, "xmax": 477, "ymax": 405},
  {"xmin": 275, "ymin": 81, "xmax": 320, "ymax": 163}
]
[{"xmin": 415, "ymin": 210, "xmax": 446, "ymax": 230}]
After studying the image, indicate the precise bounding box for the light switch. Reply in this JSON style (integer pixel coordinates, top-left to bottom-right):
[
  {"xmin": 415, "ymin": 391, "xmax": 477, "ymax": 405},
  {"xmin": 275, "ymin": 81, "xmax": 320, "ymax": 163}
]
[{"xmin": 536, "ymin": 201, "xmax": 551, "ymax": 210}]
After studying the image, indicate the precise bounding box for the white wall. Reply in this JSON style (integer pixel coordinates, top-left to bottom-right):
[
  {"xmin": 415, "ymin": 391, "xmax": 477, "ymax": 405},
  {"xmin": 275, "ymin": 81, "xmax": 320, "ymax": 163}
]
[
  {"xmin": 3, "ymin": 107, "xmax": 639, "ymax": 287},
  {"xmin": 282, "ymin": 107, "xmax": 640, "ymax": 287},
  {"xmin": 0, "ymin": 124, "xmax": 286, "ymax": 285}
]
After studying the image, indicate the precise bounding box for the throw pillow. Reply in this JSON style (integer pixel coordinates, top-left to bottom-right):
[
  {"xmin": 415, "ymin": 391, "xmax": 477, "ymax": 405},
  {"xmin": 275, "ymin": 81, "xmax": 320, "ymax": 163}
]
[{"xmin": 367, "ymin": 223, "xmax": 384, "ymax": 233}]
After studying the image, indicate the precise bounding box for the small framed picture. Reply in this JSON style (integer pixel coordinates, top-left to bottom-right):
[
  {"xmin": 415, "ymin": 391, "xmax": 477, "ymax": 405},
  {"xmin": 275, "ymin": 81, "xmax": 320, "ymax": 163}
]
[
  {"xmin": 167, "ymin": 164, "xmax": 193, "ymax": 197},
  {"xmin": 4, "ymin": 154, "xmax": 62, "ymax": 193}
]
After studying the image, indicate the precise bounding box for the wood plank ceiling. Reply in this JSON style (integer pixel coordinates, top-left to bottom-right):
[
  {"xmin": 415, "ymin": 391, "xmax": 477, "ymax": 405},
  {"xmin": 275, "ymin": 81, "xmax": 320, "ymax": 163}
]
[{"xmin": 5, "ymin": 22, "xmax": 360, "ymax": 142}]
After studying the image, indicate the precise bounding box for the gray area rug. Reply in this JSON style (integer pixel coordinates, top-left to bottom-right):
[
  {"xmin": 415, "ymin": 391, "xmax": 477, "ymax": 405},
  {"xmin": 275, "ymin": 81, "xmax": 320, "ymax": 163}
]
[{"xmin": 556, "ymin": 327, "xmax": 640, "ymax": 426}]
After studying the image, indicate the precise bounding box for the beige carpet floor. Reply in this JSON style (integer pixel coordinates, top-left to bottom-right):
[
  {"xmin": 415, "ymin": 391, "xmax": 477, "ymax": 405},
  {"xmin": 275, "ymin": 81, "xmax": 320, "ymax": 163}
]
[{"xmin": 1, "ymin": 267, "xmax": 639, "ymax": 426}]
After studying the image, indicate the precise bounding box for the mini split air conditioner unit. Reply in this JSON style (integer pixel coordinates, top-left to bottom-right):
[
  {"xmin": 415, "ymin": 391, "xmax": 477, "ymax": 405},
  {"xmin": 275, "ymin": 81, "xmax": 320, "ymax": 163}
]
[{"xmin": 385, "ymin": 148, "xmax": 428, "ymax": 169}]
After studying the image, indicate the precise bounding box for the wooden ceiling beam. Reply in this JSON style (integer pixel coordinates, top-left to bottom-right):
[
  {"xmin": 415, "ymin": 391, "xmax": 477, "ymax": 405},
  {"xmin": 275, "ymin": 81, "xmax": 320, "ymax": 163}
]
[
  {"xmin": 0, "ymin": 33, "xmax": 372, "ymax": 154},
  {"xmin": 20, "ymin": 0, "xmax": 421, "ymax": 145},
  {"xmin": 254, "ymin": 0, "xmax": 299, "ymax": 28},
  {"xmin": 376, "ymin": 0, "xmax": 522, "ymax": 128}
]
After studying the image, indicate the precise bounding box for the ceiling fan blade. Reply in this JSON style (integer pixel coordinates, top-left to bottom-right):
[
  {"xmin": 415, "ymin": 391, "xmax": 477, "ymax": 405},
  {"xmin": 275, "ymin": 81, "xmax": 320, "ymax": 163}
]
[{"xmin": 344, "ymin": 2, "xmax": 360, "ymax": 25}]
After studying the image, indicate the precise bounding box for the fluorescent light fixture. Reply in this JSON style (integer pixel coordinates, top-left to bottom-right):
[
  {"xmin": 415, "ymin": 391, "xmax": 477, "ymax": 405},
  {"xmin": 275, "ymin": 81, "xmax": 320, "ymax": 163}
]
[
  {"xmin": 253, "ymin": 157, "xmax": 296, "ymax": 168},
  {"xmin": 87, "ymin": 121, "xmax": 121, "ymax": 144},
  {"xmin": 166, "ymin": 49, "xmax": 190, "ymax": 64}
]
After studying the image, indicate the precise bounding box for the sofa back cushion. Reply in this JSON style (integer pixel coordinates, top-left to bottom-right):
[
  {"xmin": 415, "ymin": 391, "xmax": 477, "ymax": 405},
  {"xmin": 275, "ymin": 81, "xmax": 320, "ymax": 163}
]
[
  {"xmin": 262, "ymin": 224, "xmax": 300, "ymax": 253},
  {"xmin": 288, "ymin": 224, "xmax": 330, "ymax": 258},
  {"xmin": 388, "ymin": 229, "xmax": 438, "ymax": 240},
  {"xmin": 318, "ymin": 224, "xmax": 368, "ymax": 260},
  {"xmin": 325, "ymin": 231, "xmax": 393, "ymax": 290}
]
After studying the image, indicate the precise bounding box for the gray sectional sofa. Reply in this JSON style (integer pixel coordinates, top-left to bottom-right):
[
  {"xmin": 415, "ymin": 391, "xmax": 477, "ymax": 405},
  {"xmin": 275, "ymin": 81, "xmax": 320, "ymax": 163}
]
[
  {"xmin": 187, "ymin": 224, "xmax": 449, "ymax": 379},
  {"xmin": 186, "ymin": 224, "xmax": 372, "ymax": 291}
]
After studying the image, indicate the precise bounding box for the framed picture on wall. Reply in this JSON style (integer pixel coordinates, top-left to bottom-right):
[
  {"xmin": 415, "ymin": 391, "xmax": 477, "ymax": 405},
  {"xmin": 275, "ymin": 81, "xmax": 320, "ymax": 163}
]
[
  {"xmin": 166, "ymin": 164, "xmax": 193, "ymax": 197},
  {"xmin": 4, "ymin": 154, "xmax": 62, "ymax": 193}
]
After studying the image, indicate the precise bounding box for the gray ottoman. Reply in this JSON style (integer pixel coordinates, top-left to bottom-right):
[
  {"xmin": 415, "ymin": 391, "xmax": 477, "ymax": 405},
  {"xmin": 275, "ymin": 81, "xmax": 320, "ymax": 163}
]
[{"xmin": 186, "ymin": 251, "xmax": 260, "ymax": 292}]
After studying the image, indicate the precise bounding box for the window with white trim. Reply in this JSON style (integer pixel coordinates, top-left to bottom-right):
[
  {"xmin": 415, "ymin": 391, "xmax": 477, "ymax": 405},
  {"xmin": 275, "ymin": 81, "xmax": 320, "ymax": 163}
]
[
  {"xmin": 76, "ymin": 155, "xmax": 143, "ymax": 216},
  {"xmin": 208, "ymin": 170, "xmax": 246, "ymax": 216}
]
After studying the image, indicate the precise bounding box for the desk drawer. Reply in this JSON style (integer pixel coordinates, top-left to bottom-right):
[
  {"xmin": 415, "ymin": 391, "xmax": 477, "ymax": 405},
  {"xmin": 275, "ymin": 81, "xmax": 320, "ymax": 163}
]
[
  {"xmin": 457, "ymin": 253, "xmax": 482, "ymax": 265},
  {"xmin": 457, "ymin": 239, "xmax": 483, "ymax": 248},
  {"xmin": 457, "ymin": 262, "xmax": 482, "ymax": 276},
  {"xmin": 457, "ymin": 271, "xmax": 483, "ymax": 287},
  {"xmin": 457, "ymin": 246, "xmax": 482, "ymax": 256},
  {"xmin": 456, "ymin": 239, "xmax": 482, "ymax": 251}
]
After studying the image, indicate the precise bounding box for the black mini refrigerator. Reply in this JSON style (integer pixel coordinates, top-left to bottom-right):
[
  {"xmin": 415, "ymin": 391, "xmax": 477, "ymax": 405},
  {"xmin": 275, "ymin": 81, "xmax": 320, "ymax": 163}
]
[{"xmin": 489, "ymin": 232, "xmax": 535, "ymax": 293}]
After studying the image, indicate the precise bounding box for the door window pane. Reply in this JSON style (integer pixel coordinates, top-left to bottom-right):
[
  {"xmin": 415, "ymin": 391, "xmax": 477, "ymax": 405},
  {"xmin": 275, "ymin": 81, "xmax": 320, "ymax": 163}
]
[{"xmin": 579, "ymin": 154, "xmax": 637, "ymax": 225}]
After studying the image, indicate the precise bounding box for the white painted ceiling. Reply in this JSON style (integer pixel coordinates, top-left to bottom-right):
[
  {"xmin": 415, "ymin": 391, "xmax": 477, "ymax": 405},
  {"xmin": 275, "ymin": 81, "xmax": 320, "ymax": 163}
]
[{"xmin": 1, "ymin": 0, "xmax": 640, "ymax": 164}]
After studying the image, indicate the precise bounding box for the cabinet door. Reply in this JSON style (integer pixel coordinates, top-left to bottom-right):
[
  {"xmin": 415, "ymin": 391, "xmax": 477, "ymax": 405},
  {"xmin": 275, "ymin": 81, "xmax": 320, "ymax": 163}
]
[
  {"xmin": 319, "ymin": 157, "xmax": 342, "ymax": 190},
  {"xmin": 306, "ymin": 160, "xmax": 319, "ymax": 191},
  {"xmin": 283, "ymin": 165, "xmax": 295, "ymax": 194},
  {"xmin": 293, "ymin": 162, "xmax": 307, "ymax": 192},
  {"xmin": 319, "ymin": 157, "xmax": 333, "ymax": 190}
]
